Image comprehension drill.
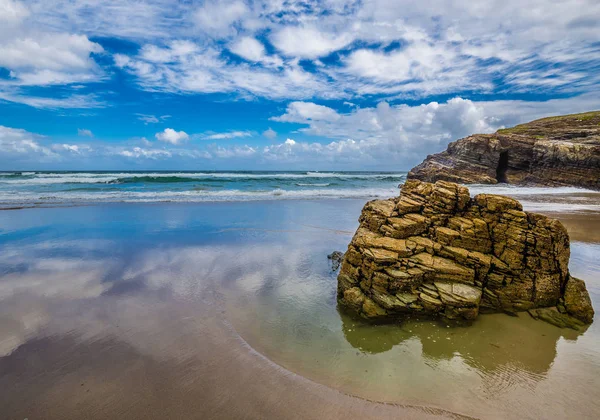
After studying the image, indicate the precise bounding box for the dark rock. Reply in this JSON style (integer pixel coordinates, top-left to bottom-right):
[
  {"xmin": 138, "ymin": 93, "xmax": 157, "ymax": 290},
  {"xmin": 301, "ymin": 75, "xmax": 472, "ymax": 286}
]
[
  {"xmin": 328, "ymin": 251, "xmax": 344, "ymax": 271},
  {"xmin": 337, "ymin": 179, "xmax": 595, "ymax": 327},
  {"xmin": 408, "ymin": 111, "xmax": 600, "ymax": 190}
]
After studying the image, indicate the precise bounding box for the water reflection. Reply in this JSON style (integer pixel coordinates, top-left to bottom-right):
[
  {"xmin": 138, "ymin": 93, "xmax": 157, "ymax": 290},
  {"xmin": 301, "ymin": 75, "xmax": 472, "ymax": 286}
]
[
  {"xmin": 339, "ymin": 309, "xmax": 586, "ymax": 375},
  {"xmin": 1, "ymin": 202, "xmax": 599, "ymax": 419}
]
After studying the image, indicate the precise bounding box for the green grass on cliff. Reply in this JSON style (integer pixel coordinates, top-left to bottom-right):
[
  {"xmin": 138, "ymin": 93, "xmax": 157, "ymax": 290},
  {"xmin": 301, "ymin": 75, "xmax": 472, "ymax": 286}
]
[{"xmin": 497, "ymin": 110, "xmax": 600, "ymax": 135}]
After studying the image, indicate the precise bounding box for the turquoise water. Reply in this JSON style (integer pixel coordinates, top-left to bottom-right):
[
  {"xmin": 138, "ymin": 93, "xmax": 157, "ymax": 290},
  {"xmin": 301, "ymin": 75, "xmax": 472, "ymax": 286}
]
[{"xmin": 0, "ymin": 171, "xmax": 406, "ymax": 207}]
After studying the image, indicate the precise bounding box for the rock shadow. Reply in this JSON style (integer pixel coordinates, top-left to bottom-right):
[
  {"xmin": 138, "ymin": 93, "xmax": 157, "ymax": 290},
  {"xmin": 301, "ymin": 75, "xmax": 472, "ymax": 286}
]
[{"xmin": 495, "ymin": 150, "xmax": 509, "ymax": 183}]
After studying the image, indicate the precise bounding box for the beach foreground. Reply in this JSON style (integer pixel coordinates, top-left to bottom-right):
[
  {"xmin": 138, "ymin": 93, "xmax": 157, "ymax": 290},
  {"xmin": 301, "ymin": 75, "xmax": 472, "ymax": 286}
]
[{"xmin": 1, "ymin": 197, "xmax": 599, "ymax": 419}]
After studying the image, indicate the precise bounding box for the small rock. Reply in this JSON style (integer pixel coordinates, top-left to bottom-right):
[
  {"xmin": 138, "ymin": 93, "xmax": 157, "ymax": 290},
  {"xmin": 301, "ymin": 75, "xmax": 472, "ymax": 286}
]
[{"xmin": 328, "ymin": 251, "xmax": 344, "ymax": 271}]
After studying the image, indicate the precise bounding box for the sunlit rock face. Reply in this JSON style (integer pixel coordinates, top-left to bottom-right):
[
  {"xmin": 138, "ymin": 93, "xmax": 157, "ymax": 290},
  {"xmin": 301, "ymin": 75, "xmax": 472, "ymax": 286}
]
[
  {"xmin": 337, "ymin": 179, "xmax": 594, "ymax": 327},
  {"xmin": 408, "ymin": 111, "xmax": 600, "ymax": 190}
]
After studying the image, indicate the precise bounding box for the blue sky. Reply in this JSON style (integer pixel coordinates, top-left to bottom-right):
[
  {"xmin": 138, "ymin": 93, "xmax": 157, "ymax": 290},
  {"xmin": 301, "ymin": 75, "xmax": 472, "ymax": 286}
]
[{"xmin": 1, "ymin": 0, "xmax": 599, "ymax": 170}]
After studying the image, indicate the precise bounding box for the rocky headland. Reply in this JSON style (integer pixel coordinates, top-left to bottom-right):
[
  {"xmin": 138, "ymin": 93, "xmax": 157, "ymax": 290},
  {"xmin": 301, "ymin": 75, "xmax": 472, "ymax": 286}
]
[
  {"xmin": 337, "ymin": 179, "xmax": 594, "ymax": 329},
  {"xmin": 408, "ymin": 111, "xmax": 600, "ymax": 190}
]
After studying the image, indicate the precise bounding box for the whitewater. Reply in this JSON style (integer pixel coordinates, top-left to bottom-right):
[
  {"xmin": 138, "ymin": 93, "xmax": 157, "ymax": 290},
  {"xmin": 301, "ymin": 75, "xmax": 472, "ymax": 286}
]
[{"xmin": 1, "ymin": 171, "xmax": 598, "ymax": 212}]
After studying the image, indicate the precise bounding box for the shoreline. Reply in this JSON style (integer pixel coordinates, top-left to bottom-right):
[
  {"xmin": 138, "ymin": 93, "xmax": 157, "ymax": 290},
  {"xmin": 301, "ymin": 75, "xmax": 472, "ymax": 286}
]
[{"xmin": 2, "ymin": 198, "xmax": 599, "ymax": 243}]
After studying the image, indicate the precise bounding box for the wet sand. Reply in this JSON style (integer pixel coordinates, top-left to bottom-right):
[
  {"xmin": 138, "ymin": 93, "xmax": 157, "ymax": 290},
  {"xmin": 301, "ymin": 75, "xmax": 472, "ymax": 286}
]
[
  {"xmin": 0, "ymin": 306, "xmax": 462, "ymax": 420},
  {"xmin": 0, "ymin": 199, "xmax": 599, "ymax": 419}
]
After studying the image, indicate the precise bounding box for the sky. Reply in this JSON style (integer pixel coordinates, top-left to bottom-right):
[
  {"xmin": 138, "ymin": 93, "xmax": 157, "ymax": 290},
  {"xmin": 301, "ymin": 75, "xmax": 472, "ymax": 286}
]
[{"xmin": 0, "ymin": 0, "xmax": 599, "ymax": 171}]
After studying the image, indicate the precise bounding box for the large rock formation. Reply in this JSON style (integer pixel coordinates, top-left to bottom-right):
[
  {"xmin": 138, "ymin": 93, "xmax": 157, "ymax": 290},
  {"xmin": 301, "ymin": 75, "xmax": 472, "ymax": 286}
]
[
  {"xmin": 337, "ymin": 179, "xmax": 594, "ymax": 328},
  {"xmin": 408, "ymin": 111, "xmax": 600, "ymax": 190}
]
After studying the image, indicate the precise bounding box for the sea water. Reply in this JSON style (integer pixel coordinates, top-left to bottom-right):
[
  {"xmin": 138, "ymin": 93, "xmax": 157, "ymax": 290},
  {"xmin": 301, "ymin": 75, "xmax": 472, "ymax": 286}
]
[{"xmin": 1, "ymin": 171, "xmax": 599, "ymax": 212}]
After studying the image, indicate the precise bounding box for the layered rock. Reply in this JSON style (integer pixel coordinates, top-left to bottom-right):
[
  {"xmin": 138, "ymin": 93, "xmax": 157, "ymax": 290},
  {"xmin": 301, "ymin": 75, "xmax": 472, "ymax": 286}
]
[
  {"xmin": 337, "ymin": 179, "xmax": 594, "ymax": 328},
  {"xmin": 408, "ymin": 111, "xmax": 600, "ymax": 190}
]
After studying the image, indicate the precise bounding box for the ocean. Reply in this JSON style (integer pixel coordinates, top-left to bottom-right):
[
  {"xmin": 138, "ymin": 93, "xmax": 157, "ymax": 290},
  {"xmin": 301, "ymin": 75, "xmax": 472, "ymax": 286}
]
[
  {"xmin": 0, "ymin": 171, "xmax": 405, "ymax": 207},
  {"xmin": 1, "ymin": 171, "xmax": 600, "ymax": 213}
]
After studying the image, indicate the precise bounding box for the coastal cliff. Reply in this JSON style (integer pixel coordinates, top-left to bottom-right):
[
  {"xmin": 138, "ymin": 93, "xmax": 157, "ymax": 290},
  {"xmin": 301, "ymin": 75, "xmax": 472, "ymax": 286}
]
[
  {"xmin": 337, "ymin": 179, "xmax": 594, "ymax": 328},
  {"xmin": 408, "ymin": 111, "xmax": 600, "ymax": 190}
]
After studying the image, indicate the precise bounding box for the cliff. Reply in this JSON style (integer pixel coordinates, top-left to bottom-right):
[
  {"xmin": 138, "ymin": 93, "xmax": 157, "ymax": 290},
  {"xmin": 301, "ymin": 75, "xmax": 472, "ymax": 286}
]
[
  {"xmin": 408, "ymin": 111, "xmax": 600, "ymax": 190},
  {"xmin": 337, "ymin": 180, "xmax": 594, "ymax": 328}
]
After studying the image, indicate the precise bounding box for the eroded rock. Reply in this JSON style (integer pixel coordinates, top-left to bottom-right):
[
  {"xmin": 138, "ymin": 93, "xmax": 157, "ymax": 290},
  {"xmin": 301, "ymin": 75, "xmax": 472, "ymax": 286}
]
[{"xmin": 337, "ymin": 180, "xmax": 595, "ymax": 327}]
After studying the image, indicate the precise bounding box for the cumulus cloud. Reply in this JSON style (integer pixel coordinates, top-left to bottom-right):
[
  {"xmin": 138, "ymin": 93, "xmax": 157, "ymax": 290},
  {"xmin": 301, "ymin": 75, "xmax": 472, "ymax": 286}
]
[
  {"xmin": 270, "ymin": 26, "xmax": 354, "ymax": 59},
  {"xmin": 229, "ymin": 36, "xmax": 265, "ymax": 62},
  {"xmin": 262, "ymin": 127, "xmax": 277, "ymax": 139},
  {"xmin": 0, "ymin": 125, "xmax": 56, "ymax": 164},
  {"xmin": 3, "ymin": 93, "xmax": 600, "ymax": 170},
  {"xmin": 271, "ymin": 102, "xmax": 341, "ymax": 123},
  {"xmin": 0, "ymin": 33, "xmax": 104, "ymax": 86},
  {"xmin": 77, "ymin": 128, "xmax": 93, "ymax": 137},
  {"xmin": 155, "ymin": 128, "xmax": 189, "ymax": 145},
  {"xmin": 193, "ymin": 0, "xmax": 249, "ymax": 37},
  {"xmin": 264, "ymin": 93, "xmax": 600, "ymax": 168}
]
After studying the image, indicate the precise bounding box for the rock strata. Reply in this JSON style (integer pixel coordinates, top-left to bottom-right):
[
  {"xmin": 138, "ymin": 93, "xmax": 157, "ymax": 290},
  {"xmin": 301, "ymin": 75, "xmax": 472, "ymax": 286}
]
[
  {"xmin": 408, "ymin": 111, "xmax": 600, "ymax": 190},
  {"xmin": 337, "ymin": 179, "xmax": 594, "ymax": 328}
]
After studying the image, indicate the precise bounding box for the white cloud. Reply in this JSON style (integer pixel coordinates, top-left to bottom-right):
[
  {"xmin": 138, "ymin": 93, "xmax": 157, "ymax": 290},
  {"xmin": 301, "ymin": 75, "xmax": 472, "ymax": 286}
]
[
  {"xmin": 270, "ymin": 26, "xmax": 354, "ymax": 59},
  {"xmin": 77, "ymin": 128, "xmax": 93, "ymax": 137},
  {"xmin": 114, "ymin": 41, "xmax": 342, "ymax": 99},
  {"xmin": 0, "ymin": 91, "xmax": 106, "ymax": 109},
  {"xmin": 0, "ymin": 0, "xmax": 29, "ymax": 24},
  {"xmin": 193, "ymin": 0, "xmax": 249, "ymax": 37},
  {"xmin": 262, "ymin": 127, "xmax": 277, "ymax": 139},
  {"xmin": 0, "ymin": 33, "xmax": 104, "ymax": 86},
  {"xmin": 265, "ymin": 93, "xmax": 600, "ymax": 168},
  {"xmin": 230, "ymin": 36, "xmax": 265, "ymax": 62},
  {"xmin": 118, "ymin": 147, "xmax": 172, "ymax": 159},
  {"xmin": 0, "ymin": 125, "xmax": 55, "ymax": 160},
  {"xmin": 208, "ymin": 144, "xmax": 256, "ymax": 159},
  {"xmin": 155, "ymin": 128, "xmax": 189, "ymax": 145},
  {"xmin": 107, "ymin": 0, "xmax": 599, "ymax": 100},
  {"xmin": 1, "ymin": 0, "xmax": 594, "ymax": 105},
  {"xmin": 136, "ymin": 113, "xmax": 170, "ymax": 124},
  {"xmin": 52, "ymin": 143, "xmax": 92, "ymax": 154},
  {"xmin": 201, "ymin": 131, "xmax": 253, "ymax": 140},
  {"xmin": 345, "ymin": 43, "xmax": 460, "ymax": 82},
  {"xmin": 22, "ymin": 0, "xmax": 192, "ymax": 40},
  {"xmin": 2, "ymin": 93, "xmax": 599, "ymax": 170},
  {"xmin": 271, "ymin": 102, "xmax": 341, "ymax": 123}
]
